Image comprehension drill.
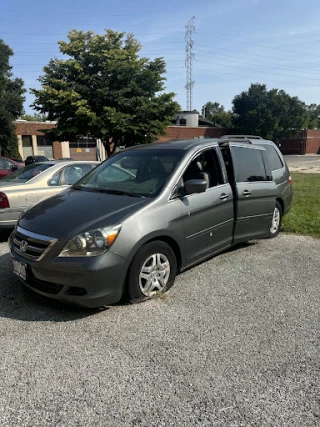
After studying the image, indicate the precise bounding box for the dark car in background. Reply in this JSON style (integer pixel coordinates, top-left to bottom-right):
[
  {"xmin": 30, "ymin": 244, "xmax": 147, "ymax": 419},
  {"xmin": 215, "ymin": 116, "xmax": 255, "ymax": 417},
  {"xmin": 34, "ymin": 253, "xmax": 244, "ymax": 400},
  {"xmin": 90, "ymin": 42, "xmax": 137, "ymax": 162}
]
[
  {"xmin": 0, "ymin": 157, "xmax": 23, "ymax": 179},
  {"xmin": 25, "ymin": 155, "xmax": 49, "ymax": 166}
]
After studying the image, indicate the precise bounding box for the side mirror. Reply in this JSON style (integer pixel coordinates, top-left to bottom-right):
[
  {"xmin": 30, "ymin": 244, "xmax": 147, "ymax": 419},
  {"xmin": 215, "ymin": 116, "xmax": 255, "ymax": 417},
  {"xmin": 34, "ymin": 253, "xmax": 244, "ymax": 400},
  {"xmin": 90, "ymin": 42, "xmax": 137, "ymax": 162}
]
[
  {"xmin": 184, "ymin": 179, "xmax": 207, "ymax": 195},
  {"xmin": 11, "ymin": 165, "xmax": 18, "ymax": 172}
]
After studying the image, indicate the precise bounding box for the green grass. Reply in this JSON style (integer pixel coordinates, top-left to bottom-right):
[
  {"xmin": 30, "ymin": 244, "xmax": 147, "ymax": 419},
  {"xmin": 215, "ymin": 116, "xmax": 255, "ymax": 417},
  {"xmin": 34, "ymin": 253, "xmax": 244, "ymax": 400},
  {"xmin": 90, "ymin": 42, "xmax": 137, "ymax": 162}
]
[{"xmin": 282, "ymin": 173, "xmax": 320, "ymax": 238}]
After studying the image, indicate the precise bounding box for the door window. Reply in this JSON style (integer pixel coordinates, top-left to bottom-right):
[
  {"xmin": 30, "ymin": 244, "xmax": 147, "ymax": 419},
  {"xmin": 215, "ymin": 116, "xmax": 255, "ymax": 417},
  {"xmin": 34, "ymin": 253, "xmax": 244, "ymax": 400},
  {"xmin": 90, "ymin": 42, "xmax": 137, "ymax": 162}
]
[
  {"xmin": 232, "ymin": 147, "xmax": 266, "ymax": 182},
  {"xmin": 262, "ymin": 145, "xmax": 283, "ymax": 171},
  {"xmin": 181, "ymin": 149, "xmax": 223, "ymax": 195},
  {"xmin": 62, "ymin": 164, "xmax": 93, "ymax": 185},
  {"xmin": 49, "ymin": 170, "xmax": 63, "ymax": 186}
]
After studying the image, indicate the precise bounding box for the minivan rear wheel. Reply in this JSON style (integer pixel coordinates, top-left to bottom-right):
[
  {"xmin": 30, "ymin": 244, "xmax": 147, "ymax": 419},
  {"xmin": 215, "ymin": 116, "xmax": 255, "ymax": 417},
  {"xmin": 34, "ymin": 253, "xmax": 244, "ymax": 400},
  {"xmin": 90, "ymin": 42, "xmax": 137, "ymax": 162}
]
[
  {"xmin": 127, "ymin": 241, "xmax": 177, "ymax": 303},
  {"xmin": 269, "ymin": 201, "xmax": 282, "ymax": 238}
]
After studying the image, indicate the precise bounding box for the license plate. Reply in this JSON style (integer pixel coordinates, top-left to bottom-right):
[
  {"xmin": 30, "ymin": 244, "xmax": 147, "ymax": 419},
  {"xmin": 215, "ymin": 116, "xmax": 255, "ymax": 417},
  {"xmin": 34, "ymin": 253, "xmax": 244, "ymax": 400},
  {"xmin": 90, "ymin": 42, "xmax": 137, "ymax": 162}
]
[{"xmin": 13, "ymin": 259, "xmax": 27, "ymax": 281}]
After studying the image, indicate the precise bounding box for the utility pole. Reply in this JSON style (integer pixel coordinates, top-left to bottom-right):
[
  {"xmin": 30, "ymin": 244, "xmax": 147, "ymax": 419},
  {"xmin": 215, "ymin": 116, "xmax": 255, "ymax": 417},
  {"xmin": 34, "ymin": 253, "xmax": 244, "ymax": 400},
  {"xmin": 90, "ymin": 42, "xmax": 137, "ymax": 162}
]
[{"xmin": 185, "ymin": 16, "xmax": 195, "ymax": 111}]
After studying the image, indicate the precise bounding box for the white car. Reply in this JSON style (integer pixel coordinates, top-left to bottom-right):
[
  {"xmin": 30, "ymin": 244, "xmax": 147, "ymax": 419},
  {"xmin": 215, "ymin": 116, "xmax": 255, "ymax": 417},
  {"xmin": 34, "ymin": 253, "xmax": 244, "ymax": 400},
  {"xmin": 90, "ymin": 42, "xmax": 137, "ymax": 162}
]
[{"xmin": 0, "ymin": 161, "xmax": 99, "ymax": 228}]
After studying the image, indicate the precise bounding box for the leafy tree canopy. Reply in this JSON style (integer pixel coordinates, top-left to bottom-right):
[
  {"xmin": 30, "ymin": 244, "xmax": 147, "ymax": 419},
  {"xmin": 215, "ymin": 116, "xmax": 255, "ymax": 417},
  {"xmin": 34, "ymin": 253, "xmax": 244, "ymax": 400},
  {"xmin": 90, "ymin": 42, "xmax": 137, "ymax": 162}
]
[
  {"xmin": 201, "ymin": 101, "xmax": 234, "ymax": 128},
  {"xmin": 32, "ymin": 29, "xmax": 180, "ymax": 155},
  {"xmin": 232, "ymin": 83, "xmax": 309, "ymax": 141},
  {"xmin": 306, "ymin": 103, "xmax": 320, "ymax": 129},
  {"xmin": 0, "ymin": 39, "xmax": 25, "ymax": 158},
  {"xmin": 20, "ymin": 113, "xmax": 48, "ymax": 122}
]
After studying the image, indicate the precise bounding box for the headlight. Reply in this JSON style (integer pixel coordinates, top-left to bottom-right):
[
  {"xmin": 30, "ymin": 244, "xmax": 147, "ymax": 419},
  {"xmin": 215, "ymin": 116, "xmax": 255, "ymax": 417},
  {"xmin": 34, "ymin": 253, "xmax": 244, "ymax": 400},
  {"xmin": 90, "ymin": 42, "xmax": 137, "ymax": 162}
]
[{"xmin": 59, "ymin": 225, "xmax": 122, "ymax": 257}]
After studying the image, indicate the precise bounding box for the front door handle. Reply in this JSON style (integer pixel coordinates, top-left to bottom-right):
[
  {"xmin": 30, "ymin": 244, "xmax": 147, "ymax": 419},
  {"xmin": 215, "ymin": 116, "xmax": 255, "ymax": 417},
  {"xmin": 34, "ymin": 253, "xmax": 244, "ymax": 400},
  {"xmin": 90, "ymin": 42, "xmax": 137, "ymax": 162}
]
[
  {"xmin": 220, "ymin": 193, "xmax": 229, "ymax": 200},
  {"xmin": 242, "ymin": 190, "xmax": 252, "ymax": 196}
]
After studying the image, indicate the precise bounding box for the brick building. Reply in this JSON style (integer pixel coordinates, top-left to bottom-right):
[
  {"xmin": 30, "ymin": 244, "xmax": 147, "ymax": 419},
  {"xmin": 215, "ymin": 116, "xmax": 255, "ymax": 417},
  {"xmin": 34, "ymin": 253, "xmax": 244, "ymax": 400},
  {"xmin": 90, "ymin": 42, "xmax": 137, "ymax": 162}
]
[{"xmin": 14, "ymin": 112, "xmax": 229, "ymax": 160}]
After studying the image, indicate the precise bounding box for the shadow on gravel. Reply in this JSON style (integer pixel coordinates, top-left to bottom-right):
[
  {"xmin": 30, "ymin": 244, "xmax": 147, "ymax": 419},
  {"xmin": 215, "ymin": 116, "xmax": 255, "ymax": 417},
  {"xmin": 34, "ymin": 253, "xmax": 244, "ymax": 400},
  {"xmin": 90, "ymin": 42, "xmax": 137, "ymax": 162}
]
[
  {"xmin": 0, "ymin": 229, "xmax": 12, "ymax": 244},
  {"xmin": 0, "ymin": 251, "xmax": 100, "ymax": 323},
  {"xmin": 0, "ymin": 238, "xmax": 257, "ymax": 323}
]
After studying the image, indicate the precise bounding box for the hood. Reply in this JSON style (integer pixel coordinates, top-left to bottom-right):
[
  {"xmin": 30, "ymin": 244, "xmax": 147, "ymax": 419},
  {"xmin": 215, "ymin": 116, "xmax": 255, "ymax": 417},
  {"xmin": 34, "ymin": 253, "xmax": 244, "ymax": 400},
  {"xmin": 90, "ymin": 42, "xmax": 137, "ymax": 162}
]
[{"xmin": 19, "ymin": 188, "xmax": 148, "ymax": 239}]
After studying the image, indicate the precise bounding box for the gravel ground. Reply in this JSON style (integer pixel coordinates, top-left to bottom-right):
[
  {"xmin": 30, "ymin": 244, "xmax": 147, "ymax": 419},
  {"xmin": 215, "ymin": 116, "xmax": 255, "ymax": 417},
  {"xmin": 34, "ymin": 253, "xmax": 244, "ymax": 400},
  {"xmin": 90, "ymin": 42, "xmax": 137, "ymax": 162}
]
[
  {"xmin": 0, "ymin": 232, "xmax": 319, "ymax": 427},
  {"xmin": 284, "ymin": 155, "xmax": 320, "ymax": 174}
]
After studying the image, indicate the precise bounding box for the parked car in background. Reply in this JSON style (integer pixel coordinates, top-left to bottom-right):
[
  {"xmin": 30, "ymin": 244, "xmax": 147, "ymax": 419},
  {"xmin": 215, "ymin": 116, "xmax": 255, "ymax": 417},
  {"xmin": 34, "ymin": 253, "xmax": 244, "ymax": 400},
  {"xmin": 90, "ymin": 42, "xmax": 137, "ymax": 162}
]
[
  {"xmin": 9, "ymin": 137, "xmax": 292, "ymax": 308},
  {"xmin": 25, "ymin": 155, "xmax": 49, "ymax": 166},
  {"xmin": 0, "ymin": 160, "xmax": 99, "ymax": 228},
  {"xmin": 58, "ymin": 157, "xmax": 74, "ymax": 161},
  {"xmin": 0, "ymin": 157, "xmax": 23, "ymax": 179}
]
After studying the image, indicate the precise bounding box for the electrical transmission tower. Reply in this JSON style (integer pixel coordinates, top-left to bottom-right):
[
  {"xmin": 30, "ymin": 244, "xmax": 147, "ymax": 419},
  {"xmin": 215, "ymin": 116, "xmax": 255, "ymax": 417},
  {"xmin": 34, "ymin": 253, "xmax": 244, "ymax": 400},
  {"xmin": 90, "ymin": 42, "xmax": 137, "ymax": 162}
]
[{"xmin": 185, "ymin": 16, "xmax": 195, "ymax": 111}]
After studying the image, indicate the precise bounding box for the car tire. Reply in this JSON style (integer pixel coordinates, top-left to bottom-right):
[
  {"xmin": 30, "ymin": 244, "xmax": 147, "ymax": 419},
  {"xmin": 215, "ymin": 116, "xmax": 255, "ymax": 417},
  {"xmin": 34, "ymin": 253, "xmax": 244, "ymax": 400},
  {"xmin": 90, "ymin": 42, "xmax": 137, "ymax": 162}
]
[
  {"xmin": 127, "ymin": 240, "xmax": 177, "ymax": 303},
  {"xmin": 269, "ymin": 201, "xmax": 282, "ymax": 238}
]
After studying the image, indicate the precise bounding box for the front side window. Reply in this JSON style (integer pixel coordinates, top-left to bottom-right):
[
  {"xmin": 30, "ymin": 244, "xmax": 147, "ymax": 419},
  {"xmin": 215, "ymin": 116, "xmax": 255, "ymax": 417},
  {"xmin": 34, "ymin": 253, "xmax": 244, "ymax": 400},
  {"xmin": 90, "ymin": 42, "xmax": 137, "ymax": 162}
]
[
  {"xmin": 75, "ymin": 150, "xmax": 184, "ymax": 197},
  {"xmin": 181, "ymin": 149, "xmax": 224, "ymax": 195},
  {"xmin": 231, "ymin": 146, "xmax": 266, "ymax": 182}
]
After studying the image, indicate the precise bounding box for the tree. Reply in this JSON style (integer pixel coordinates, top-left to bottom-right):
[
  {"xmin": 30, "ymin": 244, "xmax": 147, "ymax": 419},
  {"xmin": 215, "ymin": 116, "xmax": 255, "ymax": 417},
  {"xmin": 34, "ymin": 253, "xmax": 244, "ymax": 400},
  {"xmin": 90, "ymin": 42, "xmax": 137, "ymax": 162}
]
[
  {"xmin": 202, "ymin": 101, "xmax": 225, "ymax": 117},
  {"xmin": 31, "ymin": 29, "xmax": 180, "ymax": 156},
  {"xmin": 201, "ymin": 101, "xmax": 234, "ymax": 128},
  {"xmin": 0, "ymin": 39, "xmax": 25, "ymax": 158},
  {"xmin": 232, "ymin": 83, "xmax": 309, "ymax": 141},
  {"xmin": 20, "ymin": 113, "xmax": 48, "ymax": 122},
  {"xmin": 306, "ymin": 104, "xmax": 320, "ymax": 129}
]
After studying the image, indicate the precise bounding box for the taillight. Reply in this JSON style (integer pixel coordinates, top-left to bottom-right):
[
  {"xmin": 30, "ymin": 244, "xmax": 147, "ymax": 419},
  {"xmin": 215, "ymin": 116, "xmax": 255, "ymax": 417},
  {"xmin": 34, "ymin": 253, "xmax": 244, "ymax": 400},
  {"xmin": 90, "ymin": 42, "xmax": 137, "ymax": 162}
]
[
  {"xmin": 288, "ymin": 175, "xmax": 292, "ymax": 186},
  {"xmin": 0, "ymin": 192, "xmax": 10, "ymax": 209}
]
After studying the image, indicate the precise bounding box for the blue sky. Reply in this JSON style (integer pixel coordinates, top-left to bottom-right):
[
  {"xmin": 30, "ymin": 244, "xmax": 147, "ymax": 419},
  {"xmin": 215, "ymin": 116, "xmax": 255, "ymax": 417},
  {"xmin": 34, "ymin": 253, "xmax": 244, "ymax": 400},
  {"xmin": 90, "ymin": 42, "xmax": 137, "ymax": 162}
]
[{"xmin": 2, "ymin": 0, "xmax": 320, "ymax": 114}]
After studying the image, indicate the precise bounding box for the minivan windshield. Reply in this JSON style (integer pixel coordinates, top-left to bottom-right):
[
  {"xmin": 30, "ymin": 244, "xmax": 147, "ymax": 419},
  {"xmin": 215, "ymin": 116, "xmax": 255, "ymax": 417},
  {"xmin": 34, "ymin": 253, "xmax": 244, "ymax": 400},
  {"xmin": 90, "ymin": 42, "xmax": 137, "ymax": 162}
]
[
  {"xmin": 74, "ymin": 149, "xmax": 184, "ymax": 197},
  {"xmin": 0, "ymin": 163, "xmax": 54, "ymax": 183}
]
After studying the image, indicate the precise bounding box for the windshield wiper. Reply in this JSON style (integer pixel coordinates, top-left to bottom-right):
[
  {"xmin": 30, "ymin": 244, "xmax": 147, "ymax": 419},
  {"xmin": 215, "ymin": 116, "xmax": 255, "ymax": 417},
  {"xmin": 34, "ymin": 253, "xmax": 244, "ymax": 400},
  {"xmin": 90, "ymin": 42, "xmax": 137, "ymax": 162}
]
[
  {"xmin": 99, "ymin": 189, "xmax": 137, "ymax": 197},
  {"xmin": 73, "ymin": 185, "xmax": 85, "ymax": 191}
]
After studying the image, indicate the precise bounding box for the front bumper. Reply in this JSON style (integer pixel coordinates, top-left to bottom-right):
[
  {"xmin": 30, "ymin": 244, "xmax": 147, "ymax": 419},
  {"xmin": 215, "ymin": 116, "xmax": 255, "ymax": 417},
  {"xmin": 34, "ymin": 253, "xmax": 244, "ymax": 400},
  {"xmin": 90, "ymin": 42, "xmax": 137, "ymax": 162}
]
[{"xmin": 9, "ymin": 231, "xmax": 130, "ymax": 308}]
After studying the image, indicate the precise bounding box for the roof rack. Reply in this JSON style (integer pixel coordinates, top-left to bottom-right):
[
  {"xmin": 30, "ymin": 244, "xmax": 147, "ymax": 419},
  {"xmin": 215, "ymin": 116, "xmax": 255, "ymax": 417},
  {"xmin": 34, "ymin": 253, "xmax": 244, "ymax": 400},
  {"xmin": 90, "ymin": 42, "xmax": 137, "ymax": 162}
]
[{"xmin": 219, "ymin": 135, "xmax": 262, "ymax": 140}]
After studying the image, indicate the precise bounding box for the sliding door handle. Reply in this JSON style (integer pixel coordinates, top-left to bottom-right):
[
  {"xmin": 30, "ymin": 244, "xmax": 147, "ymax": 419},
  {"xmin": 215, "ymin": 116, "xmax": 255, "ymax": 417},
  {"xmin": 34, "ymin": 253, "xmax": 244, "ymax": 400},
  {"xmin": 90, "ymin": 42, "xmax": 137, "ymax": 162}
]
[{"xmin": 220, "ymin": 193, "xmax": 229, "ymax": 200}]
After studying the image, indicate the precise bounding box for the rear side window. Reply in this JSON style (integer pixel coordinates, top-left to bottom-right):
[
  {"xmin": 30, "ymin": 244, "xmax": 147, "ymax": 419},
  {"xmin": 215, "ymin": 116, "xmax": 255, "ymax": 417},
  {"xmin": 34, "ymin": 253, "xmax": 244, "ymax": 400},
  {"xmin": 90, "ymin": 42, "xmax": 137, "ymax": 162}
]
[
  {"xmin": 232, "ymin": 146, "xmax": 266, "ymax": 182},
  {"xmin": 262, "ymin": 145, "xmax": 283, "ymax": 170}
]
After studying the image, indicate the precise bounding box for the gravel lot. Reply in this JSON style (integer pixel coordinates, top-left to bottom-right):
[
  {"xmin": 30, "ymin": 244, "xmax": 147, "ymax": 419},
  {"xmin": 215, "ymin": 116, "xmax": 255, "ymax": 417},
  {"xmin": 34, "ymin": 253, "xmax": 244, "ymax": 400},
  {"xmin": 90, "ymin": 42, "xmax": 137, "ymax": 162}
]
[
  {"xmin": 284, "ymin": 155, "xmax": 320, "ymax": 174},
  {"xmin": 0, "ymin": 232, "xmax": 319, "ymax": 427}
]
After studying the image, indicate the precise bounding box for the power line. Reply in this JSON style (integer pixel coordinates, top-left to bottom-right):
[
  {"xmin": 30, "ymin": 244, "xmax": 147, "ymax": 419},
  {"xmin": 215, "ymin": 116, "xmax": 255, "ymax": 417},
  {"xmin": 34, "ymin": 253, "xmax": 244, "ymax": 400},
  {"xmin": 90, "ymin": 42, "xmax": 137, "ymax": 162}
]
[
  {"xmin": 194, "ymin": 67, "xmax": 320, "ymax": 88},
  {"xmin": 196, "ymin": 49, "xmax": 320, "ymax": 73},
  {"xmin": 195, "ymin": 59, "xmax": 320, "ymax": 82},
  {"xmin": 195, "ymin": 42, "xmax": 320, "ymax": 69},
  {"xmin": 197, "ymin": 31, "xmax": 320, "ymax": 59},
  {"xmin": 1, "ymin": 8, "xmax": 190, "ymax": 19},
  {"xmin": 194, "ymin": 48, "xmax": 320, "ymax": 74},
  {"xmin": 0, "ymin": 31, "xmax": 183, "ymax": 36}
]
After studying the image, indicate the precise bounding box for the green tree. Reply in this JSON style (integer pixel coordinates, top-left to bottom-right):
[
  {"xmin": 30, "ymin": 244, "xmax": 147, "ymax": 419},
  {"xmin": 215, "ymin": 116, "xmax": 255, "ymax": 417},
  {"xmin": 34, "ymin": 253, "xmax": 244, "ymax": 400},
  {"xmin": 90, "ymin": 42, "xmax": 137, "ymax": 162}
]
[
  {"xmin": 31, "ymin": 29, "xmax": 180, "ymax": 155},
  {"xmin": 20, "ymin": 113, "xmax": 48, "ymax": 122},
  {"xmin": 306, "ymin": 104, "xmax": 320, "ymax": 129},
  {"xmin": 232, "ymin": 83, "xmax": 309, "ymax": 141},
  {"xmin": 0, "ymin": 39, "xmax": 25, "ymax": 158},
  {"xmin": 202, "ymin": 101, "xmax": 233, "ymax": 127},
  {"xmin": 202, "ymin": 101, "xmax": 225, "ymax": 117}
]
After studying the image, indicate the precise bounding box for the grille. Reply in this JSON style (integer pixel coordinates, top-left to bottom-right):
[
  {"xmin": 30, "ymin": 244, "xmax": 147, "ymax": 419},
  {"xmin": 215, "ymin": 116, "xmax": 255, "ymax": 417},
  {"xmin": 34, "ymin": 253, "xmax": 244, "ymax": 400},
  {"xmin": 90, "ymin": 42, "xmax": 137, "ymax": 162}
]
[{"xmin": 12, "ymin": 226, "xmax": 56, "ymax": 261}]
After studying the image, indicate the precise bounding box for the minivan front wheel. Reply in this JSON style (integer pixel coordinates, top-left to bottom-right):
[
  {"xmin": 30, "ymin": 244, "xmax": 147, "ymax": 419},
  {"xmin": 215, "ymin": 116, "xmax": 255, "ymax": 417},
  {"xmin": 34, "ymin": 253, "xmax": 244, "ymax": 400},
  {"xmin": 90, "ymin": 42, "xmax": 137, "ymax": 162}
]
[
  {"xmin": 127, "ymin": 241, "xmax": 177, "ymax": 303},
  {"xmin": 269, "ymin": 201, "xmax": 282, "ymax": 238}
]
